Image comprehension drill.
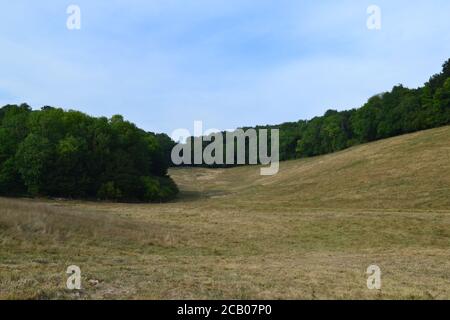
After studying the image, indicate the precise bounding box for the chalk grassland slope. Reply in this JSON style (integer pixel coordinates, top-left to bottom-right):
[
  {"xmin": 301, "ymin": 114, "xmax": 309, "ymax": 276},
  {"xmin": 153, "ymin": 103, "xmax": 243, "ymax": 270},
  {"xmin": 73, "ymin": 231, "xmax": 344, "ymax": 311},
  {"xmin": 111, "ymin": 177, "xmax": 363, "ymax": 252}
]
[
  {"xmin": 0, "ymin": 126, "xmax": 449, "ymax": 299},
  {"xmin": 172, "ymin": 126, "xmax": 450, "ymax": 211}
]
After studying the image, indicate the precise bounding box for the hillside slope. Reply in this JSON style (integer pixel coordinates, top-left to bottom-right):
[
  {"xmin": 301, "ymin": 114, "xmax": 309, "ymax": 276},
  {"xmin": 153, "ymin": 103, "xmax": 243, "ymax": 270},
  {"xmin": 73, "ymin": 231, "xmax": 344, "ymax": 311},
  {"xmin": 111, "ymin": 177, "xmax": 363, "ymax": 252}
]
[{"xmin": 171, "ymin": 125, "xmax": 450, "ymax": 211}]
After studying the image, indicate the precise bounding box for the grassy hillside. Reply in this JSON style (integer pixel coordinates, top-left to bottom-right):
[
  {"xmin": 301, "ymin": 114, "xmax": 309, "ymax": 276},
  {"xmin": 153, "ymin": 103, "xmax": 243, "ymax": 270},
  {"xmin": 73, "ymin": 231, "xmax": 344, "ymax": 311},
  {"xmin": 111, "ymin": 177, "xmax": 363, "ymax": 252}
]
[
  {"xmin": 1, "ymin": 126, "xmax": 449, "ymax": 299},
  {"xmin": 172, "ymin": 125, "xmax": 450, "ymax": 211}
]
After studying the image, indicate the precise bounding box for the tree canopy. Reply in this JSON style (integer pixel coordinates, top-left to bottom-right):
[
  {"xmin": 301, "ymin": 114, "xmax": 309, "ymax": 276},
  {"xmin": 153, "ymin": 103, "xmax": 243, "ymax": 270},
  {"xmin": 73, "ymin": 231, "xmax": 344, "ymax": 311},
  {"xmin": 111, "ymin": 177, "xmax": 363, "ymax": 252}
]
[
  {"xmin": 181, "ymin": 58, "xmax": 450, "ymax": 165},
  {"xmin": 0, "ymin": 106, "xmax": 178, "ymax": 202}
]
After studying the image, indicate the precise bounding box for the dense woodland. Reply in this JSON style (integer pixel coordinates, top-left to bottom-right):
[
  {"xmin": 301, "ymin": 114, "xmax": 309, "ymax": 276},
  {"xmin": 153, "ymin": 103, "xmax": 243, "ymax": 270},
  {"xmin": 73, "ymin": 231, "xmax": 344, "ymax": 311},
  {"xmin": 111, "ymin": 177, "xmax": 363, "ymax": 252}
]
[
  {"xmin": 0, "ymin": 107, "xmax": 177, "ymax": 202},
  {"xmin": 186, "ymin": 58, "xmax": 450, "ymax": 164}
]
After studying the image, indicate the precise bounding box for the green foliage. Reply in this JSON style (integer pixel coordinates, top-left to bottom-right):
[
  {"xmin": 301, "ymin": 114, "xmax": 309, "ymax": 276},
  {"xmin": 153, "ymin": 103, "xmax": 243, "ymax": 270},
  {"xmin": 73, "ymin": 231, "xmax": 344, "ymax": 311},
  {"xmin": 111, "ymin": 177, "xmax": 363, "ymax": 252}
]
[
  {"xmin": 141, "ymin": 176, "xmax": 179, "ymax": 202},
  {"xmin": 97, "ymin": 181, "xmax": 122, "ymax": 200},
  {"xmin": 0, "ymin": 107, "xmax": 178, "ymax": 202},
  {"xmin": 15, "ymin": 134, "xmax": 53, "ymax": 195},
  {"xmin": 294, "ymin": 60, "xmax": 450, "ymax": 157},
  {"xmin": 187, "ymin": 58, "xmax": 450, "ymax": 163},
  {"xmin": 0, "ymin": 158, "xmax": 26, "ymax": 195}
]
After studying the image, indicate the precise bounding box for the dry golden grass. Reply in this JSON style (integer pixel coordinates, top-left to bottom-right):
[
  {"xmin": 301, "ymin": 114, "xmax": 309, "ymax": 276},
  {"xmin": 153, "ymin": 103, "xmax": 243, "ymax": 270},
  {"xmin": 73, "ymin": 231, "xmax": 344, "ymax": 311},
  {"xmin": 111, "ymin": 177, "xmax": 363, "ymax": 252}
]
[
  {"xmin": 1, "ymin": 126, "xmax": 450, "ymax": 299},
  {"xmin": 171, "ymin": 125, "xmax": 450, "ymax": 211}
]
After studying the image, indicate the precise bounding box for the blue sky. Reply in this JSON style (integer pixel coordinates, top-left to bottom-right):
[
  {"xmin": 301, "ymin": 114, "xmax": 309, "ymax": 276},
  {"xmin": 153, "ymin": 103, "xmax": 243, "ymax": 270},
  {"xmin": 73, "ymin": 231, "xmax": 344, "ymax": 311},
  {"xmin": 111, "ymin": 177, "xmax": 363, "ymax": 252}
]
[{"xmin": 0, "ymin": 0, "xmax": 449, "ymax": 134}]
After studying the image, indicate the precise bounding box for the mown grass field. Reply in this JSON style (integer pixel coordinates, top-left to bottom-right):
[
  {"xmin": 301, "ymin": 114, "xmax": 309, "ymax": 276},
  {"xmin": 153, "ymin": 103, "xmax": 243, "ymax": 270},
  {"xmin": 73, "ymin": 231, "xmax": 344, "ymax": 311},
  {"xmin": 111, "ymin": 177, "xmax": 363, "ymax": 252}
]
[{"xmin": 1, "ymin": 126, "xmax": 450, "ymax": 299}]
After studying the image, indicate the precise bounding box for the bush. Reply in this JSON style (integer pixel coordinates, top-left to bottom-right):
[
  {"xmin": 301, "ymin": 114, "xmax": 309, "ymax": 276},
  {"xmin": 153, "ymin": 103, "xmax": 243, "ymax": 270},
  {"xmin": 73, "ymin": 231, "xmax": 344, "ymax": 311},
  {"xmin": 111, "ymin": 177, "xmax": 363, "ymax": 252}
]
[
  {"xmin": 141, "ymin": 175, "xmax": 179, "ymax": 202},
  {"xmin": 97, "ymin": 182, "xmax": 122, "ymax": 200}
]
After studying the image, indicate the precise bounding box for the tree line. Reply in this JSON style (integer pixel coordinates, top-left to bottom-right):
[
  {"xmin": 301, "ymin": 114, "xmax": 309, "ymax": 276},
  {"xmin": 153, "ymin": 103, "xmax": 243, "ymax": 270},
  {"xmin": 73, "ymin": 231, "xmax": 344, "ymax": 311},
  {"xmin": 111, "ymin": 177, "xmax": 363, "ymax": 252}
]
[
  {"xmin": 0, "ymin": 106, "xmax": 178, "ymax": 202},
  {"xmin": 183, "ymin": 58, "xmax": 450, "ymax": 165}
]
